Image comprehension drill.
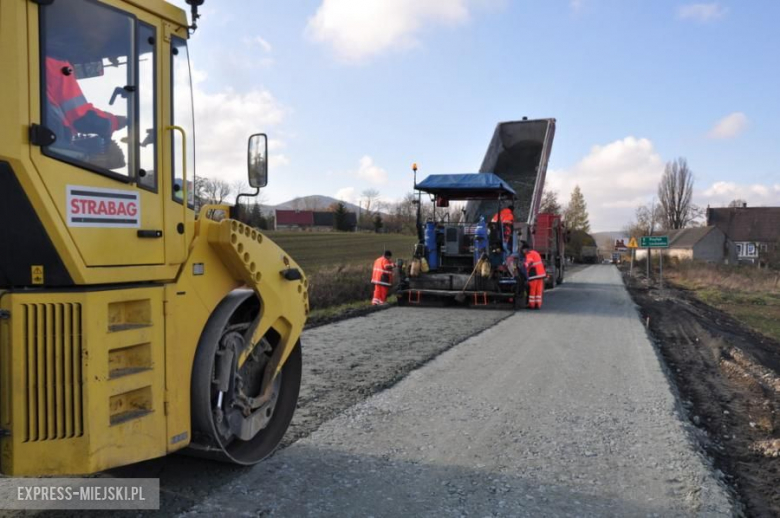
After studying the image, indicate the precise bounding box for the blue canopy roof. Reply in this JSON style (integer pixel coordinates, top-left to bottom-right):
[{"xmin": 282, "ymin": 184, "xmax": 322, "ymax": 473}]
[{"xmin": 415, "ymin": 173, "xmax": 517, "ymax": 199}]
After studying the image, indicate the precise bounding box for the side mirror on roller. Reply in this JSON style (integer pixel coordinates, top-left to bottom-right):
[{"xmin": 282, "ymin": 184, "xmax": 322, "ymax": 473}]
[{"xmin": 247, "ymin": 133, "xmax": 268, "ymax": 188}]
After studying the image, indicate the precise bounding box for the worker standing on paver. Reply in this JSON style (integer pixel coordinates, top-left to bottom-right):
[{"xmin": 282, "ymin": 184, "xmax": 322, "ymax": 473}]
[
  {"xmin": 522, "ymin": 242, "xmax": 546, "ymax": 309},
  {"xmin": 371, "ymin": 250, "xmax": 395, "ymax": 305},
  {"xmin": 491, "ymin": 204, "xmax": 515, "ymax": 245}
]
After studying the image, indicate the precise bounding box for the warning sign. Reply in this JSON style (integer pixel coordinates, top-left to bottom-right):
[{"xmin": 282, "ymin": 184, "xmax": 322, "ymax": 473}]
[
  {"xmin": 31, "ymin": 265, "xmax": 44, "ymax": 285},
  {"xmin": 627, "ymin": 237, "xmax": 639, "ymax": 249},
  {"xmin": 67, "ymin": 185, "xmax": 140, "ymax": 228}
]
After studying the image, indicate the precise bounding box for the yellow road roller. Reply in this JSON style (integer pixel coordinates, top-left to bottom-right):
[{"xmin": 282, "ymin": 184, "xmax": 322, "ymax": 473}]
[{"xmin": 0, "ymin": 0, "xmax": 308, "ymax": 475}]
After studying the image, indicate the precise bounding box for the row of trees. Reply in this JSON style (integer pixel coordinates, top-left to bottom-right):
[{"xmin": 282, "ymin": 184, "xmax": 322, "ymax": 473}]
[
  {"xmin": 193, "ymin": 176, "xmax": 596, "ymax": 237},
  {"xmin": 539, "ymin": 185, "xmax": 591, "ymax": 233},
  {"xmin": 530, "ymin": 186, "xmax": 595, "ymax": 260}
]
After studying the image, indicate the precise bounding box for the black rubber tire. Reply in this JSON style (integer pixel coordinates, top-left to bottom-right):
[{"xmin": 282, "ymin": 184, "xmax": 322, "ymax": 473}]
[
  {"xmin": 223, "ymin": 342, "xmax": 302, "ymax": 464},
  {"xmin": 189, "ymin": 290, "xmax": 302, "ymax": 465}
]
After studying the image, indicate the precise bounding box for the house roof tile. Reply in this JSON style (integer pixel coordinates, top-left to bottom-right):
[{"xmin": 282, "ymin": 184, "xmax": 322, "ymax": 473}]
[{"xmin": 707, "ymin": 207, "xmax": 780, "ymax": 242}]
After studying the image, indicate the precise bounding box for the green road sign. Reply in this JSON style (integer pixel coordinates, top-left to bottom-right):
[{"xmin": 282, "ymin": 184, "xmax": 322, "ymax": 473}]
[{"xmin": 640, "ymin": 236, "xmax": 669, "ymax": 248}]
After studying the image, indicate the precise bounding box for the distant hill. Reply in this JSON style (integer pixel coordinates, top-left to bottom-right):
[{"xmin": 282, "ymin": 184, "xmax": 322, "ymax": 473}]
[{"xmin": 266, "ymin": 195, "xmax": 363, "ymax": 214}]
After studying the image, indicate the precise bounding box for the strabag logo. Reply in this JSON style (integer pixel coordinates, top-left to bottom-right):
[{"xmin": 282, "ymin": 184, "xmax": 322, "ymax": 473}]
[{"xmin": 67, "ymin": 185, "xmax": 140, "ymax": 228}]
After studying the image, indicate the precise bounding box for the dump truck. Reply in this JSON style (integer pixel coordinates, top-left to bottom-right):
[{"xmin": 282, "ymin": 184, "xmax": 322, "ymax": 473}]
[
  {"xmin": 465, "ymin": 118, "xmax": 556, "ymax": 246},
  {"xmin": 580, "ymin": 245, "xmax": 599, "ymax": 264},
  {"xmin": 0, "ymin": 0, "xmax": 308, "ymax": 475},
  {"xmin": 397, "ymin": 172, "xmax": 524, "ymax": 308},
  {"xmin": 535, "ymin": 212, "xmax": 566, "ymax": 288}
]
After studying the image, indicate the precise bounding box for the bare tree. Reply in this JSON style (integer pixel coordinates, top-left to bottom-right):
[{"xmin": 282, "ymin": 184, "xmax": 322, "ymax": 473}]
[
  {"xmin": 356, "ymin": 189, "xmax": 381, "ymax": 231},
  {"xmin": 624, "ymin": 203, "xmax": 663, "ymax": 238},
  {"xmin": 539, "ymin": 190, "xmax": 562, "ymax": 214},
  {"xmin": 658, "ymin": 158, "xmax": 695, "ymax": 230},
  {"xmin": 386, "ymin": 193, "xmax": 417, "ymax": 234},
  {"xmin": 728, "ymin": 199, "xmax": 747, "ymax": 208},
  {"xmin": 201, "ymin": 178, "xmax": 233, "ymax": 205},
  {"xmin": 361, "ymin": 189, "xmax": 380, "ymax": 214},
  {"xmin": 373, "ymin": 199, "xmax": 388, "ymax": 215},
  {"xmin": 194, "ymin": 176, "xmax": 209, "ymax": 212}
]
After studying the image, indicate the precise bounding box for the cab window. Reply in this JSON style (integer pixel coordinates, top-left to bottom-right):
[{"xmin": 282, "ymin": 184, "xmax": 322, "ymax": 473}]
[
  {"xmin": 171, "ymin": 37, "xmax": 195, "ymax": 206},
  {"xmin": 40, "ymin": 0, "xmax": 156, "ymax": 186},
  {"xmin": 137, "ymin": 22, "xmax": 157, "ymax": 190}
]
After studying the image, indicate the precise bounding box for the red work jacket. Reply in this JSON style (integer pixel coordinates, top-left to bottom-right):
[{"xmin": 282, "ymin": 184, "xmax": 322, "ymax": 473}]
[
  {"xmin": 371, "ymin": 257, "xmax": 394, "ymax": 286},
  {"xmin": 525, "ymin": 250, "xmax": 546, "ymax": 281},
  {"xmin": 46, "ymin": 57, "xmax": 121, "ymax": 135},
  {"xmin": 491, "ymin": 208, "xmax": 514, "ymax": 224}
]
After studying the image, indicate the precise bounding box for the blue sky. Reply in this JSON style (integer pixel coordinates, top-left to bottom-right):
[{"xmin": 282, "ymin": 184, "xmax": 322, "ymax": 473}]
[{"xmin": 174, "ymin": 0, "xmax": 779, "ymax": 231}]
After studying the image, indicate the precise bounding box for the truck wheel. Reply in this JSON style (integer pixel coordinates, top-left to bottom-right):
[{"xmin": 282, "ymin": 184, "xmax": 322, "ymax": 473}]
[{"xmin": 189, "ymin": 291, "xmax": 302, "ymax": 465}]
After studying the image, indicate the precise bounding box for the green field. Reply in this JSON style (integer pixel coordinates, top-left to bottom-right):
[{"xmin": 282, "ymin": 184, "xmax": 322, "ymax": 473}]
[{"xmin": 264, "ymin": 232, "xmax": 418, "ymax": 271}]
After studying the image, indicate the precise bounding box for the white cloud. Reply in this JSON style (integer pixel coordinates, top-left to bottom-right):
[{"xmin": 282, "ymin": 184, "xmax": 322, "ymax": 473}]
[
  {"xmin": 707, "ymin": 112, "xmax": 748, "ymax": 139},
  {"xmin": 190, "ymin": 68, "xmax": 289, "ymax": 185},
  {"xmin": 354, "ymin": 155, "xmax": 389, "ymax": 184},
  {"xmin": 699, "ymin": 181, "xmax": 780, "ymax": 207},
  {"xmin": 546, "ymin": 137, "xmax": 665, "ymax": 232},
  {"xmin": 253, "ymin": 36, "xmax": 273, "ymax": 53},
  {"xmin": 570, "ymin": 0, "xmax": 583, "ymax": 13},
  {"xmin": 242, "ymin": 36, "xmax": 273, "ymax": 56},
  {"xmin": 335, "ymin": 187, "xmax": 356, "ymax": 203},
  {"xmin": 677, "ymin": 3, "xmax": 727, "ymax": 23},
  {"xmin": 238, "ymin": 37, "xmax": 275, "ymax": 67},
  {"xmin": 305, "ymin": 0, "xmax": 471, "ymax": 62}
]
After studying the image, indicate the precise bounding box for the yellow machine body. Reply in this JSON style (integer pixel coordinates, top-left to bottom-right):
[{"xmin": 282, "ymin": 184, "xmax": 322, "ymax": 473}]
[{"xmin": 0, "ymin": 0, "xmax": 308, "ymax": 475}]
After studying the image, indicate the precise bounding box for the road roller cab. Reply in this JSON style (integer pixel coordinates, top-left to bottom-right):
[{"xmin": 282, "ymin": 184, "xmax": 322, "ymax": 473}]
[{"xmin": 0, "ymin": 0, "xmax": 308, "ymax": 475}]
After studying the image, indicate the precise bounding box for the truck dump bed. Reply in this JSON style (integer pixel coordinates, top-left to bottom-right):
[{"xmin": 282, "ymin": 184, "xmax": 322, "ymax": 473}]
[{"xmin": 466, "ymin": 119, "xmax": 556, "ymax": 226}]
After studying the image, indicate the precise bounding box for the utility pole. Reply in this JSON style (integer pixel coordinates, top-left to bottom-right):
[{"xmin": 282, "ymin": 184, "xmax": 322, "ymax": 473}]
[{"xmin": 647, "ymin": 197, "xmax": 655, "ymax": 279}]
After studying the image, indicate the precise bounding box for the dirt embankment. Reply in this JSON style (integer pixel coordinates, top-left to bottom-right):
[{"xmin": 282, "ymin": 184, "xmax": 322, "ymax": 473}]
[{"xmin": 625, "ymin": 273, "xmax": 780, "ymax": 517}]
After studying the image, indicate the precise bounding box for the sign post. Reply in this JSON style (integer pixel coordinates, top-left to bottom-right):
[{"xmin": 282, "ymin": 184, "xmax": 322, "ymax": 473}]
[
  {"xmin": 627, "ymin": 237, "xmax": 639, "ymax": 278},
  {"xmin": 640, "ymin": 236, "xmax": 669, "ymax": 287}
]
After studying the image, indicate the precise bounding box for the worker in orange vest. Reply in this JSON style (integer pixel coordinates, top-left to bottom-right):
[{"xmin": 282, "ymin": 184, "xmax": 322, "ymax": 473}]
[
  {"xmin": 371, "ymin": 250, "xmax": 395, "ymax": 305},
  {"xmin": 521, "ymin": 242, "xmax": 546, "ymax": 309},
  {"xmin": 44, "ymin": 56, "xmax": 127, "ymax": 147},
  {"xmin": 491, "ymin": 205, "xmax": 515, "ymax": 245}
]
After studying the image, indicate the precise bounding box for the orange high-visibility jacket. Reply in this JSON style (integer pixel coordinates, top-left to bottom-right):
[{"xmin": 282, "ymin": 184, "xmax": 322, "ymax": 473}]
[
  {"xmin": 491, "ymin": 208, "xmax": 514, "ymax": 224},
  {"xmin": 524, "ymin": 249, "xmax": 546, "ymax": 281},
  {"xmin": 371, "ymin": 256, "xmax": 394, "ymax": 286},
  {"xmin": 46, "ymin": 57, "xmax": 121, "ymax": 135}
]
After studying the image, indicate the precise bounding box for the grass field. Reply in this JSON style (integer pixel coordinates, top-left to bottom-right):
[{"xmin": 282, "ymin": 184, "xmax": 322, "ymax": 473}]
[
  {"xmin": 264, "ymin": 231, "xmax": 418, "ymax": 272},
  {"xmin": 668, "ymin": 262, "xmax": 780, "ymax": 342}
]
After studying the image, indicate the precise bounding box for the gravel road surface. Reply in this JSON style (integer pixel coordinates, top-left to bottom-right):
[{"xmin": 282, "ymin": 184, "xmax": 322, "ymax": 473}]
[
  {"xmin": 108, "ymin": 300, "xmax": 513, "ymax": 515},
  {"xmin": 184, "ymin": 265, "xmax": 733, "ymax": 517}
]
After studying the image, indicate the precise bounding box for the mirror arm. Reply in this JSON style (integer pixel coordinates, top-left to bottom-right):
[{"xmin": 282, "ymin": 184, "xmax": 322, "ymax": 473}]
[{"xmin": 232, "ymin": 187, "xmax": 260, "ymax": 220}]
